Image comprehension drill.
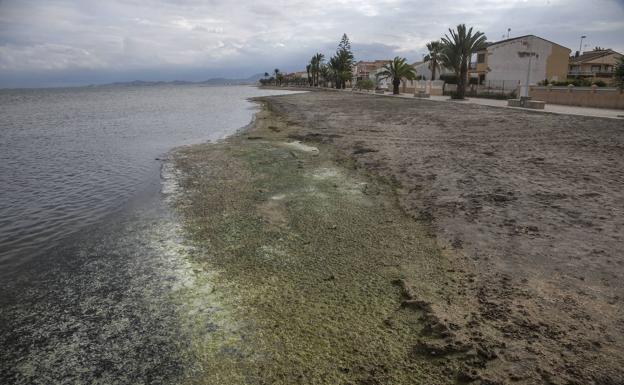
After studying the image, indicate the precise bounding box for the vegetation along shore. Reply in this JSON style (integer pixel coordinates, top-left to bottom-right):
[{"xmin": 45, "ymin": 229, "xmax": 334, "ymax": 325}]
[{"xmin": 170, "ymin": 89, "xmax": 624, "ymax": 384}]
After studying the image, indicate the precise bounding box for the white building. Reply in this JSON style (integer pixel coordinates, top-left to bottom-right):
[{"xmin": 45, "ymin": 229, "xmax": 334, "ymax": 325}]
[
  {"xmin": 471, "ymin": 35, "xmax": 571, "ymax": 88},
  {"xmin": 412, "ymin": 61, "xmax": 453, "ymax": 80}
]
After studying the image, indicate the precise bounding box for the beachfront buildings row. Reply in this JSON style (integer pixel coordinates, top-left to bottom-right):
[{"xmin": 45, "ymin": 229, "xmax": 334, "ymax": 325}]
[
  {"xmin": 350, "ymin": 35, "xmax": 621, "ymax": 88},
  {"xmin": 282, "ymin": 35, "xmax": 622, "ymax": 89}
]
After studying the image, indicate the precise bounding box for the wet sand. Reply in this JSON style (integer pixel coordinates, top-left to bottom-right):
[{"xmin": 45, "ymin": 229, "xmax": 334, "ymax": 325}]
[
  {"xmin": 257, "ymin": 90, "xmax": 624, "ymax": 384},
  {"xmin": 171, "ymin": 107, "xmax": 458, "ymax": 384}
]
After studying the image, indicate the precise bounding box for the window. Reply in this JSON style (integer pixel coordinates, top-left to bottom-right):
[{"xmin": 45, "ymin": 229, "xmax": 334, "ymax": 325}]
[
  {"xmin": 477, "ymin": 53, "xmax": 486, "ymax": 63},
  {"xmin": 591, "ymin": 65, "xmax": 601, "ymax": 72}
]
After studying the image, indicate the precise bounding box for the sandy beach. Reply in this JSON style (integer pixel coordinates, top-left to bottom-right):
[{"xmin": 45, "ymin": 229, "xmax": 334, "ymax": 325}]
[{"xmin": 171, "ymin": 89, "xmax": 624, "ymax": 384}]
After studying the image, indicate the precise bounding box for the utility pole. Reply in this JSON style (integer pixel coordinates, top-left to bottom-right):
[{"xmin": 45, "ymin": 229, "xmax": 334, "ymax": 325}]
[
  {"xmin": 523, "ymin": 38, "xmax": 533, "ymax": 99},
  {"xmin": 579, "ymin": 35, "xmax": 586, "ymax": 54}
]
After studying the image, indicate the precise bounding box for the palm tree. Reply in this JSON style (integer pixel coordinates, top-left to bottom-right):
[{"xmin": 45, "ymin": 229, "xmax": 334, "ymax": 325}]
[
  {"xmin": 441, "ymin": 24, "xmax": 487, "ymax": 99},
  {"xmin": 424, "ymin": 41, "xmax": 443, "ymax": 80},
  {"xmin": 306, "ymin": 64, "xmax": 312, "ymax": 86},
  {"xmin": 319, "ymin": 64, "xmax": 330, "ymax": 88},
  {"xmin": 274, "ymin": 68, "xmax": 280, "ymax": 86},
  {"xmin": 311, "ymin": 53, "xmax": 324, "ymax": 87},
  {"xmin": 377, "ymin": 56, "xmax": 417, "ymax": 95}
]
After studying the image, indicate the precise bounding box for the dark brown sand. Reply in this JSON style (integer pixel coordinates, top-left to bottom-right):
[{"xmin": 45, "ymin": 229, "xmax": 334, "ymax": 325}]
[{"xmin": 259, "ymin": 90, "xmax": 624, "ymax": 384}]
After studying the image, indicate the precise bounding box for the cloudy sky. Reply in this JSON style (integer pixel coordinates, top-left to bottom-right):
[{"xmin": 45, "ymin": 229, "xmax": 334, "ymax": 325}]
[{"xmin": 1, "ymin": 0, "xmax": 623, "ymax": 87}]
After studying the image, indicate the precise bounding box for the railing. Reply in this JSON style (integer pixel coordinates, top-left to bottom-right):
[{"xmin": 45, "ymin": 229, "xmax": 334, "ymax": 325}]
[{"xmin": 568, "ymin": 70, "xmax": 614, "ymax": 76}]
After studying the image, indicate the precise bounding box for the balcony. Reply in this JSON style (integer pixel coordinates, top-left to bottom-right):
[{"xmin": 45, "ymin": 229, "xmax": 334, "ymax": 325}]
[{"xmin": 568, "ymin": 70, "xmax": 615, "ymax": 78}]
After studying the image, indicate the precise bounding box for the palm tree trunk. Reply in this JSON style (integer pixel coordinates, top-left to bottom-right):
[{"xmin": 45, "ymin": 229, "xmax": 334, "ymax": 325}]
[
  {"xmin": 457, "ymin": 60, "xmax": 468, "ymax": 99},
  {"xmin": 431, "ymin": 61, "xmax": 437, "ymax": 81},
  {"xmin": 393, "ymin": 78, "xmax": 400, "ymax": 94}
]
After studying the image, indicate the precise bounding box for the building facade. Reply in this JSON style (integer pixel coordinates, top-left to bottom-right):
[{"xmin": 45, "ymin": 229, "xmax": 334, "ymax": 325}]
[
  {"xmin": 353, "ymin": 60, "xmax": 391, "ymax": 82},
  {"xmin": 470, "ymin": 35, "xmax": 571, "ymax": 87},
  {"xmin": 411, "ymin": 61, "xmax": 453, "ymax": 80},
  {"xmin": 568, "ymin": 49, "xmax": 623, "ymax": 82}
]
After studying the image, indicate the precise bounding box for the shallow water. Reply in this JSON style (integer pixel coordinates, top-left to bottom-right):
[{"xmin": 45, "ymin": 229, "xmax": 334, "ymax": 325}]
[
  {"xmin": 0, "ymin": 84, "xmax": 302, "ymax": 383},
  {"xmin": 0, "ymin": 85, "xmax": 297, "ymax": 273}
]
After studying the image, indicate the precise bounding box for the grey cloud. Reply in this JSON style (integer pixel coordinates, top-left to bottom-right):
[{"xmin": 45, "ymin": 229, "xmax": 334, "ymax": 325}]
[{"xmin": 0, "ymin": 0, "xmax": 623, "ymax": 87}]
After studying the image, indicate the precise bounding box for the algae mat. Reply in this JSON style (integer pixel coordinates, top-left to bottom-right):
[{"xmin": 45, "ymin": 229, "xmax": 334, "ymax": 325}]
[{"xmin": 171, "ymin": 105, "xmax": 457, "ymax": 384}]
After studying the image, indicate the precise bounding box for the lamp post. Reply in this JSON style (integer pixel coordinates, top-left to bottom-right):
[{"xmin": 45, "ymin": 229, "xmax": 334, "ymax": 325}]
[
  {"xmin": 522, "ymin": 38, "xmax": 534, "ymax": 99},
  {"xmin": 579, "ymin": 35, "xmax": 586, "ymax": 54},
  {"xmin": 507, "ymin": 28, "xmax": 511, "ymax": 39}
]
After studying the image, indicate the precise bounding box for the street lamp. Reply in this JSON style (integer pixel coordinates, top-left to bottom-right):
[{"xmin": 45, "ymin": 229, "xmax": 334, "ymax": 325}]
[
  {"xmin": 507, "ymin": 28, "xmax": 511, "ymax": 39},
  {"xmin": 521, "ymin": 38, "xmax": 535, "ymax": 99},
  {"xmin": 579, "ymin": 35, "xmax": 586, "ymax": 54}
]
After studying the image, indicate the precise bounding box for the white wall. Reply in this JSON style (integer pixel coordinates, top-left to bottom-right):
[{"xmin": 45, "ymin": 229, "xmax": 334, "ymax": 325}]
[
  {"xmin": 369, "ymin": 69, "xmax": 391, "ymax": 88},
  {"xmin": 486, "ymin": 36, "xmax": 556, "ymax": 86},
  {"xmin": 413, "ymin": 62, "xmax": 453, "ymax": 80}
]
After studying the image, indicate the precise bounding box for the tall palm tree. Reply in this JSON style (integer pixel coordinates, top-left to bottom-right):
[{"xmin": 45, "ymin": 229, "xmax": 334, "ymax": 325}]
[
  {"xmin": 311, "ymin": 53, "xmax": 324, "ymax": 87},
  {"xmin": 441, "ymin": 24, "xmax": 487, "ymax": 99},
  {"xmin": 306, "ymin": 64, "xmax": 312, "ymax": 86},
  {"xmin": 424, "ymin": 41, "xmax": 443, "ymax": 80},
  {"xmin": 377, "ymin": 56, "xmax": 417, "ymax": 95},
  {"xmin": 319, "ymin": 64, "xmax": 330, "ymax": 88},
  {"xmin": 274, "ymin": 68, "xmax": 280, "ymax": 86}
]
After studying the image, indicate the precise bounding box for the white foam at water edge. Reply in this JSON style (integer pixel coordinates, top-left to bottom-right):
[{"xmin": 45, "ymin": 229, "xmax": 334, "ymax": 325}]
[{"xmin": 160, "ymin": 158, "xmax": 182, "ymax": 202}]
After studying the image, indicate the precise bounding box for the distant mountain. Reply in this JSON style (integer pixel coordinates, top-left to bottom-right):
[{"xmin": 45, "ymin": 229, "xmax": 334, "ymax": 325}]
[{"xmin": 99, "ymin": 74, "xmax": 265, "ymax": 88}]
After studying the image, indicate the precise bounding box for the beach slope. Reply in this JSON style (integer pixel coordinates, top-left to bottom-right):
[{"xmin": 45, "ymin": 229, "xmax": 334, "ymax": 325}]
[{"xmin": 172, "ymin": 90, "xmax": 624, "ymax": 384}]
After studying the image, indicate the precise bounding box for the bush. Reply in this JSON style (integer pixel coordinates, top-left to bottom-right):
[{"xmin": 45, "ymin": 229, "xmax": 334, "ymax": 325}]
[
  {"xmin": 439, "ymin": 74, "xmax": 458, "ymax": 84},
  {"xmin": 469, "ymin": 77, "xmax": 479, "ymax": 85},
  {"xmin": 355, "ymin": 78, "xmax": 375, "ymax": 90},
  {"xmin": 593, "ymin": 80, "xmax": 607, "ymax": 87},
  {"xmin": 445, "ymin": 90, "xmax": 516, "ymax": 100},
  {"xmin": 551, "ymin": 78, "xmax": 592, "ymax": 87}
]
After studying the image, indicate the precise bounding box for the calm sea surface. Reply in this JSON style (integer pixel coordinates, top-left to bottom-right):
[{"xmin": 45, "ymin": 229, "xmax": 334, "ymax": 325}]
[
  {"xmin": 0, "ymin": 84, "xmax": 294, "ymax": 271},
  {"xmin": 0, "ymin": 84, "xmax": 301, "ymax": 384}
]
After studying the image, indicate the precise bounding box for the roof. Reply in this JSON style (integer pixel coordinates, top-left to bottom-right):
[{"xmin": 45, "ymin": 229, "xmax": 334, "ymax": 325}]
[
  {"xmin": 485, "ymin": 35, "xmax": 570, "ymax": 51},
  {"xmin": 354, "ymin": 60, "xmax": 391, "ymax": 73},
  {"xmin": 570, "ymin": 49, "xmax": 623, "ymax": 64}
]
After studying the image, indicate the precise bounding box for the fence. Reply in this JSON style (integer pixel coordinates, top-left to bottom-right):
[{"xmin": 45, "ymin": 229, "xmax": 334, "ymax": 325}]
[
  {"xmin": 443, "ymin": 80, "xmax": 518, "ymax": 99},
  {"xmin": 528, "ymin": 85, "xmax": 624, "ymax": 109}
]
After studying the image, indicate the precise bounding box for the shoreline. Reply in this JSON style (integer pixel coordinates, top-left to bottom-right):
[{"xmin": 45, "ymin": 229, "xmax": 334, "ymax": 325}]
[
  {"xmin": 171, "ymin": 90, "xmax": 624, "ymax": 384},
  {"xmin": 169, "ymin": 99, "xmax": 462, "ymax": 384}
]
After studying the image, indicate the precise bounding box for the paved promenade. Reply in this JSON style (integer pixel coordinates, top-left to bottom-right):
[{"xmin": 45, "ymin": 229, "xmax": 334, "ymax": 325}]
[{"xmin": 350, "ymin": 90, "xmax": 624, "ymax": 120}]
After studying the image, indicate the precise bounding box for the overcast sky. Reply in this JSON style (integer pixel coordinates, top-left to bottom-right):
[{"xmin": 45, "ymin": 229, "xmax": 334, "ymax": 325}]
[{"xmin": 1, "ymin": 0, "xmax": 623, "ymax": 88}]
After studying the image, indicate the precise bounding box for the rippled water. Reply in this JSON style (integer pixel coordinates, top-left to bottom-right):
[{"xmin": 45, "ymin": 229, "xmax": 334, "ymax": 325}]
[
  {"xmin": 0, "ymin": 85, "xmax": 302, "ymax": 384},
  {"xmin": 0, "ymin": 85, "xmax": 294, "ymax": 272}
]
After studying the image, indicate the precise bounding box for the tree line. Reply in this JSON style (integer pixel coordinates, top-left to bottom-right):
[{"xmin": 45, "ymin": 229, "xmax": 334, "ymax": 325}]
[
  {"xmin": 262, "ymin": 24, "xmax": 488, "ymax": 99},
  {"xmin": 379, "ymin": 24, "xmax": 487, "ymax": 98},
  {"xmin": 306, "ymin": 34, "xmax": 355, "ymax": 89}
]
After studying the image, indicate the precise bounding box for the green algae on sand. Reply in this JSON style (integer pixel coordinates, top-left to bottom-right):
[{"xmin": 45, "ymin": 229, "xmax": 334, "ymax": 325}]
[{"xmin": 170, "ymin": 103, "xmax": 459, "ymax": 384}]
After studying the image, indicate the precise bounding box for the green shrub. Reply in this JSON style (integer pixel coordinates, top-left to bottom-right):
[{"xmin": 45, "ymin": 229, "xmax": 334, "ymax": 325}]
[
  {"xmin": 440, "ymin": 74, "xmax": 458, "ymax": 84},
  {"xmin": 551, "ymin": 79, "xmax": 593, "ymax": 87},
  {"xmin": 593, "ymin": 80, "xmax": 607, "ymax": 87},
  {"xmin": 355, "ymin": 78, "xmax": 375, "ymax": 90},
  {"xmin": 445, "ymin": 90, "xmax": 516, "ymax": 100}
]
